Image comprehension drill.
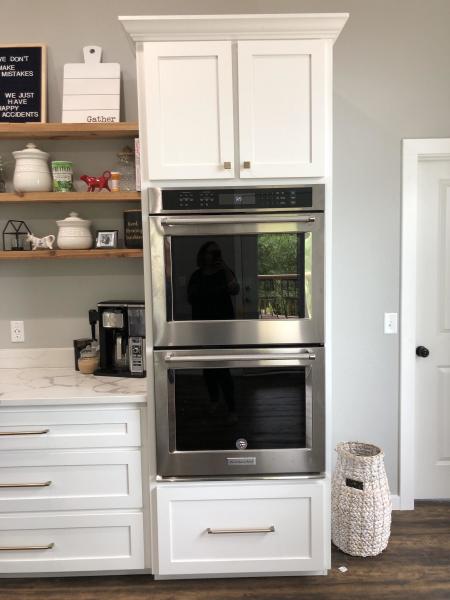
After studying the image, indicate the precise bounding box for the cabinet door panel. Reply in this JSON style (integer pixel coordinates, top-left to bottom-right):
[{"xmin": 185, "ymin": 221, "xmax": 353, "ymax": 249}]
[
  {"xmin": 238, "ymin": 40, "xmax": 326, "ymax": 178},
  {"xmin": 143, "ymin": 41, "xmax": 234, "ymax": 180},
  {"xmin": 156, "ymin": 481, "xmax": 327, "ymax": 575}
]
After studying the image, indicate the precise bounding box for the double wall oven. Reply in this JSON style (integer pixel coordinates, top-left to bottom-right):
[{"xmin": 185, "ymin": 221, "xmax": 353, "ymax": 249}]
[{"xmin": 148, "ymin": 185, "xmax": 325, "ymax": 478}]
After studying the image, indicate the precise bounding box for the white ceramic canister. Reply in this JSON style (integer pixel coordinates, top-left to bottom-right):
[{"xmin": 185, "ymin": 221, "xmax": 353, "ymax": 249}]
[
  {"xmin": 56, "ymin": 212, "xmax": 93, "ymax": 250},
  {"xmin": 13, "ymin": 143, "xmax": 52, "ymax": 193}
]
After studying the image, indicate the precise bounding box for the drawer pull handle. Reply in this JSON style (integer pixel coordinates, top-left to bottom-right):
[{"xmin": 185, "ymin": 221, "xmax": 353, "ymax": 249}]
[
  {"xmin": 223, "ymin": 161, "xmax": 232, "ymax": 170},
  {"xmin": 0, "ymin": 543, "xmax": 54, "ymax": 551},
  {"xmin": 207, "ymin": 526, "xmax": 275, "ymax": 535},
  {"xmin": 0, "ymin": 429, "xmax": 49, "ymax": 437},
  {"xmin": 0, "ymin": 481, "xmax": 52, "ymax": 489}
]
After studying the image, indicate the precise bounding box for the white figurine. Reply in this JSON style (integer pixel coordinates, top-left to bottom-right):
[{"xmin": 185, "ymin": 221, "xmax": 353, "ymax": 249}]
[{"xmin": 27, "ymin": 233, "xmax": 56, "ymax": 250}]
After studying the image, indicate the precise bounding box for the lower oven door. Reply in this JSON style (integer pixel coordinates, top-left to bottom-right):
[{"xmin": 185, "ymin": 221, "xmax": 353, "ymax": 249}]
[{"xmin": 154, "ymin": 347, "xmax": 324, "ymax": 478}]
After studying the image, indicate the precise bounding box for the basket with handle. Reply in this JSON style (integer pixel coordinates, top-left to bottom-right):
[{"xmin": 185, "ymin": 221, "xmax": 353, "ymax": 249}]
[{"xmin": 331, "ymin": 442, "xmax": 392, "ymax": 557}]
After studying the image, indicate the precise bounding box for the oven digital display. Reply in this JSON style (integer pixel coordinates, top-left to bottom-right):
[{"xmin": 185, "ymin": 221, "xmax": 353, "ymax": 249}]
[{"xmin": 218, "ymin": 192, "xmax": 256, "ymax": 206}]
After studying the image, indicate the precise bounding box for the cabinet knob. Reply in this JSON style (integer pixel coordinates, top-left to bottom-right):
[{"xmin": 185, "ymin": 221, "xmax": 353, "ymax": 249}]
[
  {"xmin": 243, "ymin": 161, "xmax": 251, "ymax": 169},
  {"xmin": 223, "ymin": 161, "xmax": 232, "ymax": 170}
]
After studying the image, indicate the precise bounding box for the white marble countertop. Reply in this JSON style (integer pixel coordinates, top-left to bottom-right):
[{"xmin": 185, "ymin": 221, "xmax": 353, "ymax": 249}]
[{"xmin": 0, "ymin": 368, "xmax": 147, "ymax": 406}]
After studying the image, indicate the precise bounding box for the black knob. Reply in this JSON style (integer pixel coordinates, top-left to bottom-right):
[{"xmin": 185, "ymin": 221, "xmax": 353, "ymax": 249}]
[{"xmin": 416, "ymin": 346, "xmax": 430, "ymax": 358}]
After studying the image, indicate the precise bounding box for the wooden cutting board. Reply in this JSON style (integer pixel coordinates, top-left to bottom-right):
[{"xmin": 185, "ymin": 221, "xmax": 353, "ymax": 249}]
[{"xmin": 62, "ymin": 46, "xmax": 120, "ymax": 123}]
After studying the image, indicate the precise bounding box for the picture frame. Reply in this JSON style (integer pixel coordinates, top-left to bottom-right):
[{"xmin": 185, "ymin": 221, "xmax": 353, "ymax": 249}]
[
  {"xmin": 95, "ymin": 230, "xmax": 118, "ymax": 249},
  {"xmin": 0, "ymin": 44, "xmax": 47, "ymax": 123}
]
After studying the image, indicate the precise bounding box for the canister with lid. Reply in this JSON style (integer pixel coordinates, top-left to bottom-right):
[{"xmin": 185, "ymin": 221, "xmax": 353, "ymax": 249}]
[
  {"xmin": 56, "ymin": 212, "xmax": 93, "ymax": 250},
  {"xmin": 13, "ymin": 143, "xmax": 52, "ymax": 193}
]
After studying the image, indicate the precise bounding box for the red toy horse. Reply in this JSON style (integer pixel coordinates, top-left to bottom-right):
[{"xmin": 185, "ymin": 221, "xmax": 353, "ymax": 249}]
[{"xmin": 80, "ymin": 171, "xmax": 111, "ymax": 192}]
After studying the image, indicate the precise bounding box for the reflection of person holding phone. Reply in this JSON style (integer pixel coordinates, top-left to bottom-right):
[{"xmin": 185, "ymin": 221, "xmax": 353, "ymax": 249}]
[
  {"xmin": 188, "ymin": 241, "xmax": 239, "ymax": 424},
  {"xmin": 187, "ymin": 241, "xmax": 239, "ymax": 320}
]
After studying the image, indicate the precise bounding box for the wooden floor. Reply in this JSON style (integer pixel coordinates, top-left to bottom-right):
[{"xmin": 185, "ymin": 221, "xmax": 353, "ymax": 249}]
[{"xmin": 1, "ymin": 501, "xmax": 449, "ymax": 600}]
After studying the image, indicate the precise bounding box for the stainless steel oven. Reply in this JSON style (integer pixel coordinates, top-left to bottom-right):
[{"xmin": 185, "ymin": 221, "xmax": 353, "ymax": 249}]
[
  {"xmin": 148, "ymin": 185, "xmax": 324, "ymax": 348},
  {"xmin": 154, "ymin": 346, "xmax": 325, "ymax": 478}
]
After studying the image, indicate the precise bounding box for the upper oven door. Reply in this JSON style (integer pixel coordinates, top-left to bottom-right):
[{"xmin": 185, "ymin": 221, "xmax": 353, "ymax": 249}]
[{"xmin": 149, "ymin": 213, "xmax": 324, "ymax": 347}]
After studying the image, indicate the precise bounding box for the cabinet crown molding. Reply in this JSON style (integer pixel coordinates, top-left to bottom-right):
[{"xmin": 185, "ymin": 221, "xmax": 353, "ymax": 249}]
[{"xmin": 119, "ymin": 13, "xmax": 349, "ymax": 43}]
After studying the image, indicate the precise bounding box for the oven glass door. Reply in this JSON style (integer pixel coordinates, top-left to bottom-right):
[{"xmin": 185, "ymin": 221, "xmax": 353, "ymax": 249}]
[
  {"xmin": 154, "ymin": 347, "xmax": 324, "ymax": 478},
  {"xmin": 149, "ymin": 215, "xmax": 323, "ymax": 347}
]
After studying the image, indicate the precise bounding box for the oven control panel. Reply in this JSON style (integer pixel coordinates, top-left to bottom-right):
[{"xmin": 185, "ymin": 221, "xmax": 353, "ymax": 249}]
[{"xmin": 160, "ymin": 186, "xmax": 320, "ymax": 211}]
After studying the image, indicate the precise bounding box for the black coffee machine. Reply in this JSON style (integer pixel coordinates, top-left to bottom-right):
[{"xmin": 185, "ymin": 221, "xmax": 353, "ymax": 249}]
[{"xmin": 95, "ymin": 301, "xmax": 145, "ymax": 378}]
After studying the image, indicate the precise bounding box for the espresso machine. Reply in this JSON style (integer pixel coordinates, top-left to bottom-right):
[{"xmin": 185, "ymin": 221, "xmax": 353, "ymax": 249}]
[{"xmin": 95, "ymin": 301, "xmax": 146, "ymax": 377}]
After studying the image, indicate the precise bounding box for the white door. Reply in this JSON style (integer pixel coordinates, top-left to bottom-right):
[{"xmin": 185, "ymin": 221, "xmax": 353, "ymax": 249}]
[
  {"xmin": 143, "ymin": 41, "xmax": 235, "ymax": 180},
  {"xmin": 415, "ymin": 154, "xmax": 450, "ymax": 499},
  {"xmin": 237, "ymin": 40, "xmax": 326, "ymax": 179}
]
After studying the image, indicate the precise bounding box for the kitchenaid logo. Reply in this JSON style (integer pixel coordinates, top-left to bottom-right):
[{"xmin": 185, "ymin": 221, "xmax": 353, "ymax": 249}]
[{"xmin": 227, "ymin": 457, "xmax": 256, "ymax": 466}]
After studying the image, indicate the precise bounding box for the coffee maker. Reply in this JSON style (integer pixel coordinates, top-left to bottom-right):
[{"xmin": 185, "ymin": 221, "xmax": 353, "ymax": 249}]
[{"xmin": 95, "ymin": 301, "xmax": 145, "ymax": 377}]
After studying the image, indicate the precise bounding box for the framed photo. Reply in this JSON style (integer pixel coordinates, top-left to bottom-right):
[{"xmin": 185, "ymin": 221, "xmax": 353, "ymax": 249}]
[
  {"xmin": 96, "ymin": 230, "xmax": 118, "ymax": 248},
  {"xmin": 0, "ymin": 44, "xmax": 47, "ymax": 123}
]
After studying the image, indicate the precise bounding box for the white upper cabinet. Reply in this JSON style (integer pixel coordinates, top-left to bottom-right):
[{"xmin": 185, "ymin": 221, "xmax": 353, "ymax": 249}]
[
  {"xmin": 122, "ymin": 13, "xmax": 349, "ymax": 182},
  {"xmin": 143, "ymin": 41, "xmax": 235, "ymax": 180},
  {"xmin": 237, "ymin": 40, "xmax": 326, "ymax": 178}
]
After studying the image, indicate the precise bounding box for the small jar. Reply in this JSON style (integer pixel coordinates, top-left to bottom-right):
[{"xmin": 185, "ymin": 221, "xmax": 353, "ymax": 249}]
[
  {"xmin": 52, "ymin": 161, "xmax": 73, "ymax": 192},
  {"xmin": 78, "ymin": 355, "xmax": 99, "ymax": 374},
  {"xmin": 77, "ymin": 342, "xmax": 99, "ymax": 374},
  {"xmin": 110, "ymin": 171, "xmax": 121, "ymax": 192},
  {"xmin": 115, "ymin": 146, "xmax": 136, "ymax": 191}
]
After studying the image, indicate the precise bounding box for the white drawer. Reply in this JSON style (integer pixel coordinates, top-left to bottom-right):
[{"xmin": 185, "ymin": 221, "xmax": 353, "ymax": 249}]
[
  {"xmin": 0, "ymin": 512, "xmax": 144, "ymax": 573},
  {"xmin": 156, "ymin": 481, "xmax": 327, "ymax": 576},
  {"xmin": 0, "ymin": 407, "xmax": 141, "ymax": 450},
  {"xmin": 0, "ymin": 450, "xmax": 142, "ymax": 512}
]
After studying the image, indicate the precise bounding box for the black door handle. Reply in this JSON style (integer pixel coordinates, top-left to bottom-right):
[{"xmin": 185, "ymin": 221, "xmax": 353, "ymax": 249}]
[{"xmin": 416, "ymin": 346, "xmax": 430, "ymax": 358}]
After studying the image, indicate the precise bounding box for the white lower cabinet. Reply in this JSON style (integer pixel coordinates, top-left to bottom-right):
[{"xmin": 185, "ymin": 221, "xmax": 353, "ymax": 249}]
[
  {"xmin": 0, "ymin": 449, "xmax": 142, "ymax": 512},
  {"xmin": 0, "ymin": 404, "xmax": 146, "ymax": 574},
  {"xmin": 0, "ymin": 512, "xmax": 144, "ymax": 573},
  {"xmin": 156, "ymin": 480, "xmax": 328, "ymax": 576}
]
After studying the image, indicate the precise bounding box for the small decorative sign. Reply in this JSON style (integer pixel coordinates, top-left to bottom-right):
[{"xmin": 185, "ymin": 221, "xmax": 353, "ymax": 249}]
[
  {"xmin": 62, "ymin": 46, "xmax": 120, "ymax": 123},
  {"xmin": 0, "ymin": 45, "xmax": 47, "ymax": 122},
  {"xmin": 124, "ymin": 210, "xmax": 143, "ymax": 249}
]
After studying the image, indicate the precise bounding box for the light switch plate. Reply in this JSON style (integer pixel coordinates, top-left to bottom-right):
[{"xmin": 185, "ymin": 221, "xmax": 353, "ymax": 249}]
[
  {"xmin": 384, "ymin": 313, "xmax": 398, "ymax": 334},
  {"xmin": 10, "ymin": 320, "xmax": 25, "ymax": 343}
]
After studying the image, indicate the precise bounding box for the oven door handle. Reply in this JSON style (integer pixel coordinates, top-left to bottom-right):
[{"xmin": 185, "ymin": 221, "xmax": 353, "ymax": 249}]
[
  {"xmin": 164, "ymin": 352, "xmax": 316, "ymax": 363},
  {"xmin": 160, "ymin": 215, "xmax": 316, "ymax": 226}
]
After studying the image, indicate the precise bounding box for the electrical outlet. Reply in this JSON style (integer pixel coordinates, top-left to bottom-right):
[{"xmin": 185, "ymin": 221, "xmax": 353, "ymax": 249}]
[
  {"xmin": 384, "ymin": 313, "xmax": 398, "ymax": 335},
  {"xmin": 10, "ymin": 320, "xmax": 25, "ymax": 343}
]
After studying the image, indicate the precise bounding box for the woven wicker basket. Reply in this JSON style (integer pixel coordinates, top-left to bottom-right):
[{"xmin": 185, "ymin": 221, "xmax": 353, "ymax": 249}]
[{"xmin": 331, "ymin": 442, "xmax": 392, "ymax": 557}]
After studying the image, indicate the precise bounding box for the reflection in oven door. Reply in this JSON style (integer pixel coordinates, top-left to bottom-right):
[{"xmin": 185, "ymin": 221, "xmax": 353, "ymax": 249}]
[{"xmin": 154, "ymin": 347, "xmax": 325, "ymax": 478}]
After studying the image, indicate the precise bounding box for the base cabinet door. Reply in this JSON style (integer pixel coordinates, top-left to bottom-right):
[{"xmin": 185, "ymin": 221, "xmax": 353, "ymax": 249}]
[
  {"xmin": 143, "ymin": 41, "xmax": 235, "ymax": 180},
  {"xmin": 237, "ymin": 40, "xmax": 326, "ymax": 178},
  {"xmin": 0, "ymin": 512, "xmax": 144, "ymax": 573},
  {"xmin": 156, "ymin": 481, "xmax": 327, "ymax": 576}
]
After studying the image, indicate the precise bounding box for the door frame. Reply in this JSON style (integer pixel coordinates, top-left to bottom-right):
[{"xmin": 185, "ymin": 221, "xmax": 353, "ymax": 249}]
[{"xmin": 400, "ymin": 138, "xmax": 450, "ymax": 509}]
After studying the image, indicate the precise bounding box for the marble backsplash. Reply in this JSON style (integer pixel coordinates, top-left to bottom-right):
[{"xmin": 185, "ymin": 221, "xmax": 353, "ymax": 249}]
[{"xmin": 0, "ymin": 347, "xmax": 75, "ymax": 369}]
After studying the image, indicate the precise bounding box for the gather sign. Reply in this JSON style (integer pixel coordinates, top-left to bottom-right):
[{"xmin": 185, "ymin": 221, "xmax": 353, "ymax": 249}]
[{"xmin": 0, "ymin": 45, "xmax": 47, "ymax": 122}]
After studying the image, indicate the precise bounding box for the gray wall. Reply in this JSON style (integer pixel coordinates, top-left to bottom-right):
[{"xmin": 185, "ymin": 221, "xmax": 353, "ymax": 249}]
[{"xmin": 2, "ymin": 0, "xmax": 450, "ymax": 493}]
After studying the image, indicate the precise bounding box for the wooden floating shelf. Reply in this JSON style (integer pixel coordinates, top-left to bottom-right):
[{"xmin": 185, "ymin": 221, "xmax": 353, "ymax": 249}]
[
  {"xmin": 0, "ymin": 249, "xmax": 143, "ymax": 260},
  {"xmin": 0, "ymin": 122, "xmax": 139, "ymax": 140},
  {"xmin": 0, "ymin": 192, "xmax": 141, "ymax": 204}
]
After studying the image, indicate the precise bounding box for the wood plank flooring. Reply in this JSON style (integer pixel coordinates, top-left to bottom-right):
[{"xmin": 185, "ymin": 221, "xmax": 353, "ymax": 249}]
[{"xmin": 0, "ymin": 501, "xmax": 448, "ymax": 600}]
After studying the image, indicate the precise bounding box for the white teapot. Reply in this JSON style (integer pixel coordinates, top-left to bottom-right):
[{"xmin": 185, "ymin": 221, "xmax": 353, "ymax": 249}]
[
  {"xmin": 56, "ymin": 212, "xmax": 93, "ymax": 250},
  {"xmin": 13, "ymin": 143, "xmax": 52, "ymax": 193}
]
